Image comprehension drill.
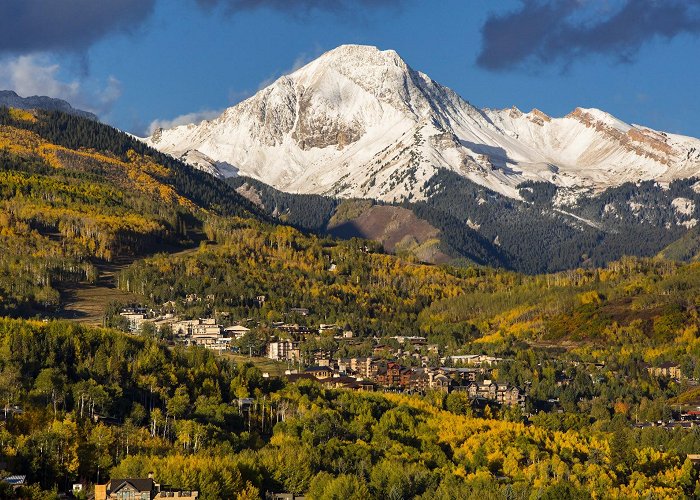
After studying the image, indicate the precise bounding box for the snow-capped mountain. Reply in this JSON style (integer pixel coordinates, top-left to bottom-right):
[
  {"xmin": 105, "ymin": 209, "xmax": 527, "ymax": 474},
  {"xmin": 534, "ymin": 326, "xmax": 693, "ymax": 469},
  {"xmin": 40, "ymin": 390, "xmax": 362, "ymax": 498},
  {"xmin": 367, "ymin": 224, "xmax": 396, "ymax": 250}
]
[
  {"xmin": 486, "ymin": 107, "xmax": 700, "ymax": 198},
  {"xmin": 145, "ymin": 45, "xmax": 700, "ymax": 202}
]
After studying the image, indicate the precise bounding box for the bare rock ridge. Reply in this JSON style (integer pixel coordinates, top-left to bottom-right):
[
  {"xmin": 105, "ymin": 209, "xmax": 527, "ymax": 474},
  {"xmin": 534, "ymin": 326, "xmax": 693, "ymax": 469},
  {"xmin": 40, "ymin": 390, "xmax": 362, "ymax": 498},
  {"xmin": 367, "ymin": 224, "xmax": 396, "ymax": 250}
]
[
  {"xmin": 0, "ymin": 90, "xmax": 97, "ymax": 120},
  {"xmin": 145, "ymin": 44, "xmax": 700, "ymax": 202}
]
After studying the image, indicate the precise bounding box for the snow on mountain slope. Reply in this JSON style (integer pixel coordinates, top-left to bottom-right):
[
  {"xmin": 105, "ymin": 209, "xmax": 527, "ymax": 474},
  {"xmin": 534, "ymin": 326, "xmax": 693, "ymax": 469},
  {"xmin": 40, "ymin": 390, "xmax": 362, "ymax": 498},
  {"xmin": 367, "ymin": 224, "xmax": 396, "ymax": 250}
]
[
  {"xmin": 485, "ymin": 107, "xmax": 700, "ymax": 194},
  {"xmin": 145, "ymin": 45, "xmax": 700, "ymax": 202}
]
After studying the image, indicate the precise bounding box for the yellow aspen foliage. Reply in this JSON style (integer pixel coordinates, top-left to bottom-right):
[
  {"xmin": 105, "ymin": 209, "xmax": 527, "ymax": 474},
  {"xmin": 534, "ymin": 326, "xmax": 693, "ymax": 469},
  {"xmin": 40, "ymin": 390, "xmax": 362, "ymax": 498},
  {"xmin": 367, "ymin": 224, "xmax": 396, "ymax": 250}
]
[{"xmin": 7, "ymin": 108, "xmax": 37, "ymax": 123}]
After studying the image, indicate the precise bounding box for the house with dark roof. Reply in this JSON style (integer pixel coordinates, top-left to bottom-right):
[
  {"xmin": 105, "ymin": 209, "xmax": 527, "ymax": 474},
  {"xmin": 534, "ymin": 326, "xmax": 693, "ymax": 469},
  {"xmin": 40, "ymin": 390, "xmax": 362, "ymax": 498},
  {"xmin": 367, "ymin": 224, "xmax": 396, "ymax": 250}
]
[
  {"xmin": 304, "ymin": 366, "xmax": 334, "ymax": 379},
  {"xmin": 96, "ymin": 478, "xmax": 155, "ymax": 500},
  {"xmin": 345, "ymin": 379, "xmax": 377, "ymax": 392},
  {"xmin": 407, "ymin": 369, "xmax": 431, "ymax": 393},
  {"xmin": 95, "ymin": 475, "xmax": 198, "ymax": 500},
  {"xmin": 318, "ymin": 375, "xmax": 356, "ymax": 389},
  {"xmin": 431, "ymin": 373, "xmax": 452, "ymax": 393}
]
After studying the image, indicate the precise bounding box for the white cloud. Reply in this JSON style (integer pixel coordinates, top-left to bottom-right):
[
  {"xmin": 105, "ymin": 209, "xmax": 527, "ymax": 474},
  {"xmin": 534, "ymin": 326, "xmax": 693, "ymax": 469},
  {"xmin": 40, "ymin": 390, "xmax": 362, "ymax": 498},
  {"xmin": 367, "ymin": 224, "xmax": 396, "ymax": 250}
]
[
  {"xmin": 0, "ymin": 54, "xmax": 122, "ymax": 116},
  {"xmin": 146, "ymin": 109, "xmax": 223, "ymax": 136}
]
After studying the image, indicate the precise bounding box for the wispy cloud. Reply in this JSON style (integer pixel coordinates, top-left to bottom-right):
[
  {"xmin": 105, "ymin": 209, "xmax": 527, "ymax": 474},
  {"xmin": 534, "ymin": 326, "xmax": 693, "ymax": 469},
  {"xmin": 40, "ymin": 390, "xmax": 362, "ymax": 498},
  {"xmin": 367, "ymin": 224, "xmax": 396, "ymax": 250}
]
[
  {"xmin": 477, "ymin": 0, "xmax": 700, "ymax": 71},
  {"xmin": 146, "ymin": 109, "xmax": 224, "ymax": 136}
]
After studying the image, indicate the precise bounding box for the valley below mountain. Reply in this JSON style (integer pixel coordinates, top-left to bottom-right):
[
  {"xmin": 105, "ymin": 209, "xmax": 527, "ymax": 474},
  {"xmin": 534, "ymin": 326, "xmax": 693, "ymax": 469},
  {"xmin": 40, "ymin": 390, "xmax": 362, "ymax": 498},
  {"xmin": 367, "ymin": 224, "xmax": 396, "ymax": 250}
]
[
  {"xmin": 5, "ymin": 0, "xmax": 700, "ymax": 496},
  {"xmin": 1, "ymin": 93, "xmax": 700, "ymax": 500}
]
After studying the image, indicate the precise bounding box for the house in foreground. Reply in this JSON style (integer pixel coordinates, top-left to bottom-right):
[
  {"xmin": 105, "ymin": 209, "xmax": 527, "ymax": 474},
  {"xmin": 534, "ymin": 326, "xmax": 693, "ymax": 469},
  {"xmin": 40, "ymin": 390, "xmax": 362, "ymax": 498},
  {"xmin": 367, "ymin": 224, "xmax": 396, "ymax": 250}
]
[
  {"xmin": 1, "ymin": 475, "xmax": 26, "ymax": 490},
  {"xmin": 95, "ymin": 475, "xmax": 198, "ymax": 500}
]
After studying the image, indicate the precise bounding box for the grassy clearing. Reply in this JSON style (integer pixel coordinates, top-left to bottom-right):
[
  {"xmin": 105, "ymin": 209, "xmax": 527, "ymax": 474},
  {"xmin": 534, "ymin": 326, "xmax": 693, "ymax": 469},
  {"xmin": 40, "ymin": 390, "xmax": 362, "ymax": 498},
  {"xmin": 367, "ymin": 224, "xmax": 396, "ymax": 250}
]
[{"xmin": 220, "ymin": 353, "xmax": 290, "ymax": 377}]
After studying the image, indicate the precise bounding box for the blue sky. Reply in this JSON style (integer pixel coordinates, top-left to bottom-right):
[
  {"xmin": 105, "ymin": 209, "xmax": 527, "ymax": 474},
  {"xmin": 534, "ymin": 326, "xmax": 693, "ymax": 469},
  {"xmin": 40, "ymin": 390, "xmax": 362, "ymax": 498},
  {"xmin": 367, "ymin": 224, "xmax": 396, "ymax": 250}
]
[{"xmin": 0, "ymin": 0, "xmax": 698, "ymax": 137}]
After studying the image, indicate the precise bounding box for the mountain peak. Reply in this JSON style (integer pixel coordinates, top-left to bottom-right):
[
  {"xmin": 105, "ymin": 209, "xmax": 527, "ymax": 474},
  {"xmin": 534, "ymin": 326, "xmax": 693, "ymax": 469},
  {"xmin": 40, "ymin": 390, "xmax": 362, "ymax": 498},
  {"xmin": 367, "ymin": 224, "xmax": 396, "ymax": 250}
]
[
  {"xmin": 320, "ymin": 44, "xmax": 402, "ymax": 63},
  {"xmin": 145, "ymin": 47, "xmax": 700, "ymax": 202},
  {"xmin": 292, "ymin": 44, "xmax": 413, "ymax": 92}
]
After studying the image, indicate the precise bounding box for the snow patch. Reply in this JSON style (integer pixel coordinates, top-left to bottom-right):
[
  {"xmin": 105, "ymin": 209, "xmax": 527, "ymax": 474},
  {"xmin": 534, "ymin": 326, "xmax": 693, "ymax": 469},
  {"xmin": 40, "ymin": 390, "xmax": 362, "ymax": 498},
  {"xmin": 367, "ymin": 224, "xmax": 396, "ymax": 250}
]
[
  {"xmin": 672, "ymin": 197, "xmax": 695, "ymax": 216},
  {"xmin": 628, "ymin": 201, "xmax": 644, "ymax": 213},
  {"xmin": 554, "ymin": 208, "xmax": 603, "ymax": 230}
]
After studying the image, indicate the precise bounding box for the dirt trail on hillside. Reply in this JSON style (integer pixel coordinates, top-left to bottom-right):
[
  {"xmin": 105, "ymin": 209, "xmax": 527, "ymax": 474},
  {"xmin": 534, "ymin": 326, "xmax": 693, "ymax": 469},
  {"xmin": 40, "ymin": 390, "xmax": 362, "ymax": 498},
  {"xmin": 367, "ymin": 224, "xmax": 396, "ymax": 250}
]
[{"xmin": 55, "ymin": 245, "xmax": 204, "ymax": 326}]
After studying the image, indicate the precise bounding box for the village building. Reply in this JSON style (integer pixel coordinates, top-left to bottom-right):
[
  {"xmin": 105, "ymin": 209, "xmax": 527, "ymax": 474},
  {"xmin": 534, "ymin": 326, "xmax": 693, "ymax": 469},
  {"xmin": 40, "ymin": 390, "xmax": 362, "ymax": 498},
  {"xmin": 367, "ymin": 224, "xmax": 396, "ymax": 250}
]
[
  {"xmin": 439, "ymin": 367, "xmax": 483, "ymax": 383},
  {"xmin": 646, "ymin": 362, "xmax": 682, "ymax": 379},
  {"xmin": 362, "ymin": 357, "xmax": 381, "ymax": 379},
  {"xmin": 268, "ymin": 340, "xmax": 300, "ymax": 361},
  {"xmin": 1, "ymin": 475, "xmax": 26, "ymax": 491},
  {"xmin": 285, "ymin": 371, "xmax": 376, "ymax": 392},
  {"xmin": 336, "ymin": 357, "xmax": 366, "ymax": 375},
  {"xmin": 460, "ymin": 380, "xmax": 526, "ymax": 408},
  {"xmin": 120, "ymin": 312, "xmax": 147, "ymax": 332},
  {"xmin": 407, "ymin": 369, "xmax": 431, "ymax": 392},
  {"xmin": 335, "ymin": 330, "xmax": 354, "ymax": 339},
  {"xmin": 289, "ymin": 307, "xmax": 309, "ymax": 316},
  {"xmin": 172, "ymin": 319, "xmax": 214, "ymax": 337},
  {"xmin": 274, "ymin": 323, "xmax": 312, "ymax": 339},
  {"xmin": 443, "ymin": 354, "xmax": 504, "ymax": 366},
  {"xmin": 431, "ymin": 373, "xmax": 452, "ymax": 392},
  {"xmin": 304, "ymin": 366, "xmax": 334, "ymax": 379},
  {"xmin": 224, "ymin": 325, "xmax": 251, "ymax": 340},
  {"xmin": 390, "ymin": 336, "xmax": 428, "ymax": 349},
  {"xmin": 444, "ymin": 354, "xmax": 480, "ymax": 365},
  {"xmin": 95, "ymin": 475, "xmax": 198, "ymax": 500},
  {"xmin": 265, "ymin": 492, "xmax": 306, "ymax": 500},
  {"xmin": 171, "ymin": 319, "xmax": 233, "ymax": 351},
  {"xmin": 375, "ymin": 361, "xmax": 403, "ymax": 387},
  {"xmin": 321, "ymin": 375, "xmax": 376, "ymax": 391}
]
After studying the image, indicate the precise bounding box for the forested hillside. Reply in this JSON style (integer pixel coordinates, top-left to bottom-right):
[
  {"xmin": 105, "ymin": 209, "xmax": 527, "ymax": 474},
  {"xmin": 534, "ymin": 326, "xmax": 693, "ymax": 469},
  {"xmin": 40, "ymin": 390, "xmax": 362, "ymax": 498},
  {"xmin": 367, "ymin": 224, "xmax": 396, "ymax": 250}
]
[
  {"xmin": 119, "ymin": 220, "xmax": 700, "ymax": 373},
  {"xmin": 4, "ymin": 106, "xmax": 700, "ymax": 499},
  {"xmin": 1, "ymin": 318, "xmax": 700, "ymax": 499},
  {"xmin": 417, "ymin": 169, "xmax": 692, "ymax": 272},
  {"xmin": 227, "ymin": 168, "xmax": 700, "ymax": 273},
  {"xmin": 0, "ymin": 107, "xmax": 259, "ymax": 315},
  {"xmin": 226, "ymin": 177, "xmax": 340, "ymax": 233},
  {"xmin": 226, "ymin": 177, "xmax": 501, "ymax": 267}
]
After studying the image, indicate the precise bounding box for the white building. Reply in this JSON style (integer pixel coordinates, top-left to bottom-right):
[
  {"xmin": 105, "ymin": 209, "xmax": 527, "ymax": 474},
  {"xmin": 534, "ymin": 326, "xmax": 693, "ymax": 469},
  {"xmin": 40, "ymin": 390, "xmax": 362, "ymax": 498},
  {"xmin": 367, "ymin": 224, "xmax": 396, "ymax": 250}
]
[
  {"xmin": 172, "ymin": 319, "xmax": 231, "ymax": 351},
  {"xmin": 268, "ymin": 340, "xmax": 299, "ymax": 361},
  {"xmin": 172, "ymin": 319, "xmax": 221, "ymax": 337},
  {"xmin": 224, "ymin": 325, "xmax": 251, "ymax": 340},
  {"xmin": 120, "ymin": 313, "xmax": 147, "ymax": 333}
]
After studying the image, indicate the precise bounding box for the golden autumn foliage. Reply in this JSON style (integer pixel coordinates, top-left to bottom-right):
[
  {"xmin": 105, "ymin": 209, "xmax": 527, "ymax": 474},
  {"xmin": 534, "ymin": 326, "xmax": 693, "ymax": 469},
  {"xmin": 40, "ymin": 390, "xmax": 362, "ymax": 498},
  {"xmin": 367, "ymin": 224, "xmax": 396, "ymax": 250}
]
[
  {"xmin": 7, "ymin": 108, "xmax": 37, "ymax": 123},
  {"xmin": 0, "ymin": 107, "xmax": 257, "ymax": 314}
]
